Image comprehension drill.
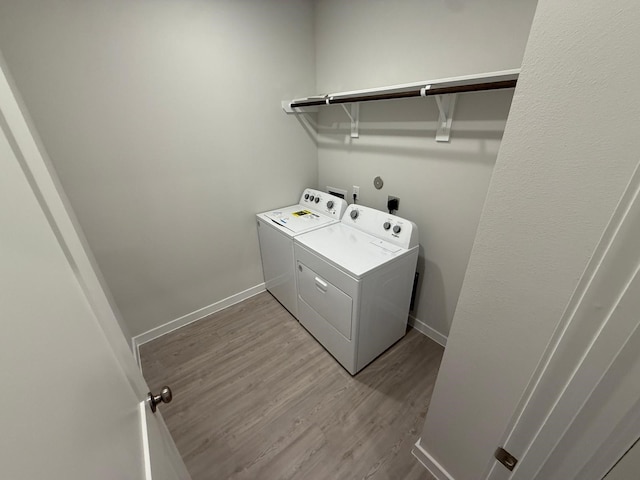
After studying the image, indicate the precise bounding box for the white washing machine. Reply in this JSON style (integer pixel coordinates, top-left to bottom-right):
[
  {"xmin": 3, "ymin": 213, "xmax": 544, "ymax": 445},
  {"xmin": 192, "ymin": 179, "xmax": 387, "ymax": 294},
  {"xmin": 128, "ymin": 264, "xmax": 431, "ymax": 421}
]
[
  {"xmin": 294, "ymin": 204, "xmax": 419, "ymax": 374},
  {"xmin": 257, "ymin": 188, "xmax": 348, "ymax": 318}
]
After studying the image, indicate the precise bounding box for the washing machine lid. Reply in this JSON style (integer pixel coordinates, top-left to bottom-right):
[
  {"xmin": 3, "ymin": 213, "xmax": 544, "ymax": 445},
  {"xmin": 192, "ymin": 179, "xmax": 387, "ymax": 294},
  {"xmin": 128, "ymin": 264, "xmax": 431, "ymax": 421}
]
[
  {"xmin": 259, "ymin": 204, "xmax": 338, "ymax": 235},
  {"xmin": 295, "ymin": 223, "xmax": 412, "ymax": 278}
]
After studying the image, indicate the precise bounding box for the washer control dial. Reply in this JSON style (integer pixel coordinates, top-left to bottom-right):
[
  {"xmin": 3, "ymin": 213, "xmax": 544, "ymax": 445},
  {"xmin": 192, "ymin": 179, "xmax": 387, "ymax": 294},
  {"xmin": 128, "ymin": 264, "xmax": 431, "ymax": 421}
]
[
  {"xmin": 309, "ymin": 195, "xmax": 315, "ymax": 201},
  {"xmin": 304, "ymin": 193, "xmax": 309, "ymax": 200},
  {"xmin": 393, "ymin": 225, "xmax": 401, "ymax": 234},
  {"xmin": 327, "ymin": 200, "xmax": 334, "ymax": 209},
  {"xmin": 315, "ymin": 197, "xmax": 320, "ymax": 203},
  {"xmin": 350, "ymin": 209, "xmax": 359, "ymax": 219},
  {"xmin": 383, "ymin": 222, "xmax": 391, "ymax": 230}
]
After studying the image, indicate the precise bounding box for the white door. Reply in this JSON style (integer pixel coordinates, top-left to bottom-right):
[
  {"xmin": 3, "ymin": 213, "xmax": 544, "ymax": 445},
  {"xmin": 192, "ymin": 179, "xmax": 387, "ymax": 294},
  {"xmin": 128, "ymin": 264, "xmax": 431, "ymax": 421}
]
[
  {"xmin": 484, "ymin": 166, "xmax": 640, "ymax": 480},
  {"xmin": 0, "ymin": 58, "xmax": 191, "ymax": 479}
]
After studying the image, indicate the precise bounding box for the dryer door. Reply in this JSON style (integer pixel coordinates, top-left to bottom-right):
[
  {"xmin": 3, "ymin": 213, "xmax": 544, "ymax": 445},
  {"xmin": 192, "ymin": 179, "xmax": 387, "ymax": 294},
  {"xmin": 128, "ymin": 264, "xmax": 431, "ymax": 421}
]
[{"xmin": 297, "ymin": 261, "xmax": 353, "ymax": 340}]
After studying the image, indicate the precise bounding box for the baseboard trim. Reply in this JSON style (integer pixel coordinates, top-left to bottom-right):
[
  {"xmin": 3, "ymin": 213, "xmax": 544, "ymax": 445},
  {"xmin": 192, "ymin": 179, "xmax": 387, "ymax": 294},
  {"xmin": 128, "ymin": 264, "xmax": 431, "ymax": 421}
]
[
  {"xmin": 131, "ymin": 283, "xmax": 266, "ymax": 364},
  {"xmin": 409, "ymin": 315, "xmax": 447, "ymax": 347},
  {"xmin": 412, "ymin": 438, "xmax": 456, "ymax": 480}
]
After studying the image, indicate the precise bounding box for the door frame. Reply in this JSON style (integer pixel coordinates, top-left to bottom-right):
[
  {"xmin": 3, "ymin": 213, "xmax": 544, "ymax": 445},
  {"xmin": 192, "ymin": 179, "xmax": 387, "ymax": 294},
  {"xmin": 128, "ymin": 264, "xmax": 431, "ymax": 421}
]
[{"xmin": 484, "ymin": 161, "xmax": 640, "ymax": 479}]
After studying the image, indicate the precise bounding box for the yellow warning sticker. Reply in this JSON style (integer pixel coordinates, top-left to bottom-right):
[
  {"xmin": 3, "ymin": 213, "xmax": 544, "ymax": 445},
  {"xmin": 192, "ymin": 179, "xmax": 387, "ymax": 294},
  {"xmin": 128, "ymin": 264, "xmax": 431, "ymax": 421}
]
[{"xmin": 292, "ymin": 210, "xmax": 312, "ymax": 217}]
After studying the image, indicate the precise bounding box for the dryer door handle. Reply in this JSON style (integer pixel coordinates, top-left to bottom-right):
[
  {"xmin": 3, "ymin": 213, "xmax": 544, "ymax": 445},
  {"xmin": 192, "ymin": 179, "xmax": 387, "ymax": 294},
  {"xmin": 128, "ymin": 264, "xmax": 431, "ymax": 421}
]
[{"xmin": 314, "ymin": 276, "xmax": 328, "ymax": 292}]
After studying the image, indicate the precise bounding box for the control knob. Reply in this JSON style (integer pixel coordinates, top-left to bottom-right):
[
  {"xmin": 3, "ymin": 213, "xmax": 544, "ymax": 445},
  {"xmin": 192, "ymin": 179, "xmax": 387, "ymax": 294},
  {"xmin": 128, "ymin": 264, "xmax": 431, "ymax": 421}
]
[
  {"xmin": 304, "ymin": 193, "xmax": 309, "ymax": 200},
  {"xmin": 315, "ymin": 197, "xmax": 320, "ymax": 203},
  {"xmin": 350, "ymin": 209, "xmax": 359, "ymax": 219},
  {"xmin": 393, "ymin": 225, "xmax": 401, "ymax": 234},
  {"xmin": 383, "ymin": 222, "xmax": 391, "ymax": 230},
  {"xmin": 309, "ymin": 195, "xmax": 315, "ymax": 201},
  {"xmin": 327, "ymin": 200, "xmax": 334, "ymax": 209}
]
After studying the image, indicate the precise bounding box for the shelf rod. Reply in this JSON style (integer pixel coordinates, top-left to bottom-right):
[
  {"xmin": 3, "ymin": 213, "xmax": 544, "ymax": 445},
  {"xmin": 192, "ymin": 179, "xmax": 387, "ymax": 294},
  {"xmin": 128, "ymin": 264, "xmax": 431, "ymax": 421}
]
[
  {"xmin": 288, "ymin": 78, "xmax": 517, "ymax": 109},
  {"xmin": 422, "ymin": 79, "xmax": 517, "ymax": 97},
  {"xmin": 329, "ymin": 89, "xmax": 423, "ymax": 105},
  {"xmin": 290, "ymin": 97, "xmax": 328, "ymax": 108}
]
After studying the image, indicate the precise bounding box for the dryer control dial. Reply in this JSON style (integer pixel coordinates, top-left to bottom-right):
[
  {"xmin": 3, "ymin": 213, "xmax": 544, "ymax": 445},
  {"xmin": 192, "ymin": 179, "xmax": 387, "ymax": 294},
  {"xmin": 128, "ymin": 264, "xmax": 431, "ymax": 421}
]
[
  {"xmin": 350, "ymin": 209, "xmax": 359, "ymax": 219},
  {"xmin": 393, "ymin": 225, "xmax": 402, "ymax": 234},
  {"xmin": 383, "ymin": 222, "xmax": 391, "ymax": 230}
]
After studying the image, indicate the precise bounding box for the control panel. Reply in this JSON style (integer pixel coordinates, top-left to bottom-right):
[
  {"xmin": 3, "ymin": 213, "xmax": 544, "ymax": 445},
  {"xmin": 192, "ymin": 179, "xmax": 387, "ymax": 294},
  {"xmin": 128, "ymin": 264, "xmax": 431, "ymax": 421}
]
[
  {"xmin": 342, "ymin": 204, "xmax": 418, "ymax": 249},
  {"xmin": 299, "ymin": 188, "xmax": 348, "ymax": 220}
]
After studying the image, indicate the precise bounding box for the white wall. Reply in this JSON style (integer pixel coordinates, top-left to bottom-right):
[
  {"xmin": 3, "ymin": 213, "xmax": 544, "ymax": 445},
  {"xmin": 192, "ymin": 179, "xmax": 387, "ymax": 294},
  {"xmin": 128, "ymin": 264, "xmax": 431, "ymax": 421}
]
[
  {"xmin": 315, "ymin": 0, "xmax": 538, "ymax": 93},
  {"xmin": 417, "ymin": 0, "xmax": 640, "ymax": 479},
  {"xmin": 0, "ymin": 0, "xmax": 317, "ymax": 337},
  {"xmin": 315, "ymin": 0, "xmax": 538, "ymax": 339}
]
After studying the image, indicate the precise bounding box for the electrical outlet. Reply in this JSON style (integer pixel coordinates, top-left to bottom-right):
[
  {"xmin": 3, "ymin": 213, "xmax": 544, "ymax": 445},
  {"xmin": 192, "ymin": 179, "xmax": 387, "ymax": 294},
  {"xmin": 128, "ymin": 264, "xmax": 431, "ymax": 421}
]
[
  {"xmin": 387, "ymin": 195, "xmax": 400, "ymax": 213},
  {"xmin": 352, "ymin": 185, "xmax": 360, "ymax": 198}
]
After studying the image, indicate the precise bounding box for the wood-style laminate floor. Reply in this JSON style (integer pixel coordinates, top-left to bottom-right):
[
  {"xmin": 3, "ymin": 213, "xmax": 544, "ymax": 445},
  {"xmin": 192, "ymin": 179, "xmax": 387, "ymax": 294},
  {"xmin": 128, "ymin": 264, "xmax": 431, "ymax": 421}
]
[{"xmin": 140, "ymin": 292, "xmax": 443, "ymax": 480}]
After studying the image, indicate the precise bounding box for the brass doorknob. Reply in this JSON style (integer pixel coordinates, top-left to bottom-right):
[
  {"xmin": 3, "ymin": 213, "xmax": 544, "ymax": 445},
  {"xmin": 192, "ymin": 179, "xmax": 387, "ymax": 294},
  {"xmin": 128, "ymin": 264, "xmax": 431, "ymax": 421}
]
[{"xmin": 148, "ymin": 386, "xmax": 173, "ymax": 413}]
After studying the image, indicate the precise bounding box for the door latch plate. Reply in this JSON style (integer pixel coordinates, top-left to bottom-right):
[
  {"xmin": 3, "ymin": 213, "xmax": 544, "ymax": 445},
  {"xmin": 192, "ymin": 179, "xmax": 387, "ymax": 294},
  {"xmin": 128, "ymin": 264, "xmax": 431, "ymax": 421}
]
[{"xmin": 495, "ymin": 446, "xmax": 518, "ymax": 471}]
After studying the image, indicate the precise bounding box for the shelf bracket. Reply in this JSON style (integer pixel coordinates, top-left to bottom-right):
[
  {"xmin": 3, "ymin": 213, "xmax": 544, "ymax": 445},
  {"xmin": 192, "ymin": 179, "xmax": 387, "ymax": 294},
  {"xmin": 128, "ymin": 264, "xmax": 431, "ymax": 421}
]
[
  {"xmin": 341, "ymin": 103, "xmax": 360, "ymax": 138},
  {"xmin": 281, "ymin": 100, "xmax": 295, "ymax": 113},
  {"xmin": 434, "ymin": 94, "xmax": 457, "ymax": 142}
]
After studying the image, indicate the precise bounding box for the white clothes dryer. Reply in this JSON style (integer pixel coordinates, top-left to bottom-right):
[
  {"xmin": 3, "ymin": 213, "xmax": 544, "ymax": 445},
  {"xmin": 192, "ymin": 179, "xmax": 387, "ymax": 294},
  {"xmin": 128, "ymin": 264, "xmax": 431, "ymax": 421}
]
[
  {"xmin": 294, "ymin": 204, "xmax": 419, "ymax": 374},
  {"xmin": 257, "ymin": 188, "xmax": 347, "ymax": 318}
]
